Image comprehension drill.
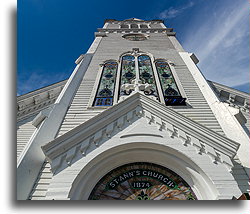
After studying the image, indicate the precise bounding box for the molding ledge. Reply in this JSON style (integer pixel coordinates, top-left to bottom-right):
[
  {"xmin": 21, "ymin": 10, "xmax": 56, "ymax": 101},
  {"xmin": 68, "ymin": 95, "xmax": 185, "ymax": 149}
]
[
  {"xmin": 42, "ymin": 93, "xmax": 240, "ymax": 174},
  {"xmin": 17, "ymin": 80, "xmax": 67, "ymax": 121},
  {"xmin": 208, "ymin": 80, "xmax": 249, "ymax": 113},
  {"xmin": 97, "ymin": 28, "xmax": 175, "ymax": 35}
]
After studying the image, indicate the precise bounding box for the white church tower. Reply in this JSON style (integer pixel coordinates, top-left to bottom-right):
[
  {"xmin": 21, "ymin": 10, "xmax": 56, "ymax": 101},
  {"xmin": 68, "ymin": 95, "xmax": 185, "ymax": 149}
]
[{"xmin": 17, "ymin": 18, "xmax": 249, "ymax": 200}]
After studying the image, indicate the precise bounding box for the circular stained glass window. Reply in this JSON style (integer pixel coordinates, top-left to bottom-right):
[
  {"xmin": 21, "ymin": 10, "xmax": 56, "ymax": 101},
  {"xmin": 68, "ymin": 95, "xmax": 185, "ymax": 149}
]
[
  {"xmin": 88, "ymin": 162, "xmax": 197, "ymax": 200},
  {"xmin": 122, "ymin": 33, "xmax": 147, "ymax": 41}
]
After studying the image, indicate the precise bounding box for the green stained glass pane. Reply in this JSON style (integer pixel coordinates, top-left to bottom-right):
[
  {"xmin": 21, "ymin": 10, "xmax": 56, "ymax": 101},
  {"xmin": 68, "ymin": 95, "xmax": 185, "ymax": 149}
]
[
  {"xmin": 155, "ymin": 60, "xmax": 186, "ymax": 105},
  {"xmin": 93, "ymin": 61, "xmax": 118, "ymax": 106},
  {"xmin": 138, "ymin": 55, "xmax": 158, "ymax": 97},
  {"xmin": 155, "ymin": 61, "xmax": 180, "ymax": 97},
  {"xmin": 119, "ymin": 55, "xmax": 136, "ymax": 96}
]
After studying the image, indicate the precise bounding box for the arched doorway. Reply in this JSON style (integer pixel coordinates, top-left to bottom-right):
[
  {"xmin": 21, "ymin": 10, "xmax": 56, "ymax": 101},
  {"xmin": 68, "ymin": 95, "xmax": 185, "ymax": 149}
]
[
  {"xmin": 67, "ymin": 143, "xmax": 220, "ymax": 200},
  {"xmin": 88, "ymin": 162, "xmax": 197, "ymax": 200}
]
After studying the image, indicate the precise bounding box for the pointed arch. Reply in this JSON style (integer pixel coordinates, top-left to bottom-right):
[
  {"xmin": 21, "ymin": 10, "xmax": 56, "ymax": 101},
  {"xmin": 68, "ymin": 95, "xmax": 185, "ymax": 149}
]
[
  {"xmin": 155, "ymin": 59, "xmax": 186, "ymax": 105},
  {"xmin": 138, "ymin": 55, "xmax": 159, "ymax": 98},
  {"xmin": 119, "ymin": 54, "xmax": 136, "ymax": 97},
  {"xmin": 68, "ymin": 142, "xmax": 221, "ymax": 200},
  {"xmin": 93, "ymin": 60, "xmax": 118, "ymax": 106},
  {"xmin": 117, "ymin": 51, "xmax": 162, "ymax": 102}
]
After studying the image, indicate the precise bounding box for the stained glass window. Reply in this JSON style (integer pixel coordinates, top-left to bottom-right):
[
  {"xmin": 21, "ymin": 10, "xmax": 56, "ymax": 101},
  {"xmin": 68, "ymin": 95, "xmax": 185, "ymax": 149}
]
[
  {"xmin": 138, "ymin": 55, "xmax": 158, "ymax": 99},
  {"xmin": 119, "ymin": 55, "xmax": 136, "ymax": 96},
  {"xmin": 93, "ymin": 61, "xmax": 118, "ymax": 106},
  {"xmin": 155, "ymin": 60, "xmax": 186, "ymax": 105},
  {"xmin": 89, "ymin": 162, "xmax": 197, "ymax": 200}
]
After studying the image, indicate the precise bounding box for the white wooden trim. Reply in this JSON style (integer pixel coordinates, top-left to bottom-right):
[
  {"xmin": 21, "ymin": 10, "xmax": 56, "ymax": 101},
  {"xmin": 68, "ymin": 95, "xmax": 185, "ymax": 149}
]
[
  {"xmin": 87, "ymin": 64, "xmax": 104, "ymax": 107},
  {"xmin": 168, "ymin": 36, "xmax": 185, "ymax": 52},
  {"xmin": 17, "ymin": 54, "xmax": 93, "ymax": 200},
  {"xmin": 160, "ymin": 23, "xmax": 167, "ymax": 28},
  {"xmin": 87, "ymin": 37, "xmax": 102, "ymax": 54},
  {"xmin": 113, "ymin": 59, "xmax": 122, "ymax": 104},
  {"xmin": 103, "ymin": 23, "xmax": 108, "ymax": 29},
  {"xmin": 179, "ymin": 52, "xmax": 249, "ymax": 172},
  {"xmin": 46, "ymin": 133, "xmax": 241, "ymax": 200},
  {"xmin": 42, "ymin": 92, "xmax": 240, "ymax": 174},
  {"xmin": 88, "ymin": 59, "xmax": 119, "ymax": 107},
  {"xmin": 168, "ymin": 63, "xmax": 189, "ymax": 103},
  {"xmin": 148, "ymin": 54, "xmax": 165, "ymax": 104}
]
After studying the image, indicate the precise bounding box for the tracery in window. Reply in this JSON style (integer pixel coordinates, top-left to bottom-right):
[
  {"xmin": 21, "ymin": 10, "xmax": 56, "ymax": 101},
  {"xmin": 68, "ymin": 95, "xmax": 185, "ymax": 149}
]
[
  {"xmin": 119, "ymin": 55, "xmax": 136, "ymax": 96},
  {"xmin": 155, "ymin": 60, "xmax": 186, "ymax": 105},
  {"xmin": 138, "ymin": 55, "xmax": 158, "ymax": 99},
  {"xmin": 122, "ymin": 34, "xmax": 147, "ymax": 41},
  {"xmin": 93, "ymin": 51, "xmax": 186, "ymax": 107},
  {"xmin": 93, "ymin": 61, "xmax": 118, "ymax": 106}
]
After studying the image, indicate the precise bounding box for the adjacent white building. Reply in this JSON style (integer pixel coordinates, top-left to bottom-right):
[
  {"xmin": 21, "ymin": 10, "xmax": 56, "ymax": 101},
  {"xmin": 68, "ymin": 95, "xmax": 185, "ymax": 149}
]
[{"xmin": 17, "ymin": 18, "xmax": 249, "ymax": 200}]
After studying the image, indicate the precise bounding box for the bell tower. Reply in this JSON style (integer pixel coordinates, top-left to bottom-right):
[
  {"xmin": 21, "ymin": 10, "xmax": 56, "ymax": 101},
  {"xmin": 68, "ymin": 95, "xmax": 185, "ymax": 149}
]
[{"xmin": 17, "ymin": 18, "xmax": 249, "ymax": 200}]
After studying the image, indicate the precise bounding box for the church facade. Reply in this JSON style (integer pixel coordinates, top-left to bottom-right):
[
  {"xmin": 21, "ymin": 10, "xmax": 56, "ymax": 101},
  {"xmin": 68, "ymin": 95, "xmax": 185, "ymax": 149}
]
[{"xmin": 17, "ymin": 18, "xmax": 249, "ymax": 200}]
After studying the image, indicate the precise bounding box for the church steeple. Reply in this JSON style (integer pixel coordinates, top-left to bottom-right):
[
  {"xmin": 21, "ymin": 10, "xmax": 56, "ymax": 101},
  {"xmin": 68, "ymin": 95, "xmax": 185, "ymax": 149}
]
[{"xmin": 17, "ymin": 17, "xmax": 249, "ymax": 200}]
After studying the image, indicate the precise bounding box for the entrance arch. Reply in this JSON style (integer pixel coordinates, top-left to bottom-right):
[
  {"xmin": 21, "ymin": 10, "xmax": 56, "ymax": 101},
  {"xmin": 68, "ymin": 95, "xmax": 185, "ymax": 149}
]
[
  {"xmin": 68, "ymin": 142, "xmax": 218, "ymax": 200},
  {"xmin": 89, "ymin": 162, "xmax": 197, "ymax": 200}
]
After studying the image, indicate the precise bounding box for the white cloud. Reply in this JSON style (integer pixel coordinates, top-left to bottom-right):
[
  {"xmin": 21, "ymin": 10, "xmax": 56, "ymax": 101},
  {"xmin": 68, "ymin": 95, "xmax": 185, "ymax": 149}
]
[
  {"xmin": 159, "ymin": 1, "xmax": 194, "ymax": 19},
  {"xmin": 18, "ymin": 70, "xmax": 69, "ymax": 95},
  {"xmin": 197, "ymin": 3, "xmax": 248, "ymax": 61},
  {"xmin": 182, "ymin": 0, "xmax": 249, "ymax": 89}
]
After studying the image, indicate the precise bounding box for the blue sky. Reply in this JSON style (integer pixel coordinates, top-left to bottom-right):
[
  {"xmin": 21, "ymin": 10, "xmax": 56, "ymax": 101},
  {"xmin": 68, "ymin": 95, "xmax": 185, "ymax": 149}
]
[{"xmin": 17, "ymin": 0, "xmax": 249, "ymax": 95}]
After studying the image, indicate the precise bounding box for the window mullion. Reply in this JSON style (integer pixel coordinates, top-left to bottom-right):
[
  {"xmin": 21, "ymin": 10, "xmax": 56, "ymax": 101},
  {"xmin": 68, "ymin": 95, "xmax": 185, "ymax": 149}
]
[
  {"xmin": 134, "ymin": 55, "xmax": 140, "ymax": 92},
  {"xmin": 151, "ymin": 58, "xmax": 165, "ymax": 104},
  {"xmin": 113, "ymin": 59, "xmax": 122, "ymax": 104}
]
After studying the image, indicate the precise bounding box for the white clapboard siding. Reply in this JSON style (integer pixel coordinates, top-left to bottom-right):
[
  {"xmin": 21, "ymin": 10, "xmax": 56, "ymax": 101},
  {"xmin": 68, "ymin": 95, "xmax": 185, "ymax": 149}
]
[
  {"xmin": 28, "ymin": 161, "xmax": 52, "ymax": 200},
  {"xmin": 207, "ymin": 80, "xmax": 249, "ymax": 134},
  {"xmin": 57, "ymin": 78, "xmax": 105, "ymax": 137},
  {"xmin": 17, "ymin": 105, "xmax": 56, "ymax": 160},
  {"xmin": 55, "ymin": 34, "xmax": 225, "ymax": 137},
  {"xmin": 57, "ymin": 66, "xmax": 225, "ymax": 137},
  {"xmin": 231, "ymin": 157, "xmax": 250, "ymax": 194},
  {"xmin": 174, "ymin": 65, "xmax": 224, "ymax": 135},
  {"xmin": 241, "ymin": 111, "xmax": 249, "ymax": 134},
  {"xmin": 17, "ymin": 115, "xmax": 37, "ymax": 159}
]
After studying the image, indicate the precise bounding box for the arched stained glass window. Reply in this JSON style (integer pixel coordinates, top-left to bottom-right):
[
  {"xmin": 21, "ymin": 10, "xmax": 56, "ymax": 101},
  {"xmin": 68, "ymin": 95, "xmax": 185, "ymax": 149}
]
[
  {"xmin": 93, "ymin": 52, "xmax": 186, "ymax": 107},
  {"xmin": 119, "ymin": 55, "xmax": 136, "ymax": 96},
  {"xmin": 93, "ymin": 61, "xmax": 118, "ymax": 106},
  {"xmin": 138, "ymin": 55, "xmax": 158, "ymax": 98},
  {"xmin": 155, "ymin": 60, "xmax": 186, "ymax": 105},
  {"xmin": 89, "ymin": 162, "xmax": 197, "ymax": 200}
]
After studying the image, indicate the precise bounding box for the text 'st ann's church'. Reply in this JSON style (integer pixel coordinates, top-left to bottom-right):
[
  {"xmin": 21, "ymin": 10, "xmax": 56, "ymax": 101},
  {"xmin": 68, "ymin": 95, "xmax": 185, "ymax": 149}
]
[{"xmin": 17, "ymin": 18, "xmax": 249, "ymax": 200}]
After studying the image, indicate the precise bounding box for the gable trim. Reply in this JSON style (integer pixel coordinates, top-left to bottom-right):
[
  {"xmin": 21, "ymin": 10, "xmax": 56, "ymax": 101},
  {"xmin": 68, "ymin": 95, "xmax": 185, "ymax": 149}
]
[{"xmin": 42, "ymin": 92, "xmax": 239, "ymax": 173}]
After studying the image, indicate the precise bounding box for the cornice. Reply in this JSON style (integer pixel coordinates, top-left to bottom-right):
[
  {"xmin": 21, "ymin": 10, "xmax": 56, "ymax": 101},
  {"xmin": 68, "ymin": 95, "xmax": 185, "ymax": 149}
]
[
  {"xmin": 17, "ymin": 80, "xmax": 67, "ymax": 101},
  {"xmin": 42, "ymin": 92, "xmax": 240, "ymax": 173},
  {"xmin": 17, "ymin": 101, "xmax": 55, "ymax": 122},
  {"xmin": 97, "ymin": 28, "xmax": 175, "ymax": 35},
  {"xmin": 104, "ymin": 19, "xmax": 164, "ymax": 24},
  {"xmin": 17, "ymin": 80, "xmax": 67, "ymax": 121},
  {"xmin": 208, "ymin": 80, "xmax": 249, "ymax": 112}
]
